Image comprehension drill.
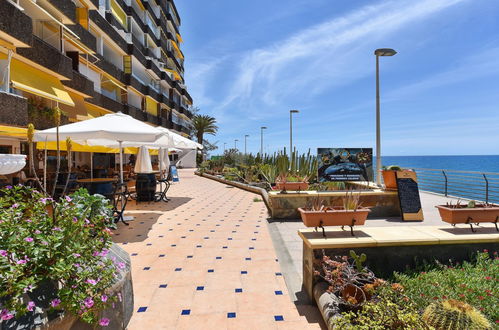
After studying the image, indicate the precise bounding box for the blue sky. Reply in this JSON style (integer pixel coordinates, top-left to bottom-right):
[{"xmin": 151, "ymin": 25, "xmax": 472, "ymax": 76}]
[{"xmin": 176, "ymin": 0, "xmax": 499, "ymax": 156}]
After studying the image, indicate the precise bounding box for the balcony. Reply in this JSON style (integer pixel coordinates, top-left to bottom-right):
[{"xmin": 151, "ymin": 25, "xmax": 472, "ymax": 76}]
[
  {"xmin": 172, "ymin": 123, "xmax": 182, "ymax": 132},
  {"xmin": 62, "ymin": 70, "xmax": 95, "ymax": 97},
  {"xmin": 123, "ymin": 104, "xmax": 144, "ymax": 120},
  {"xmin": 87, "ymin": 92, "xmax": 124, "ymax": 113},
  {"xmin": 146, "ymin": 113, "xmax": 159, "ymax": 125},
  {"xmin": 46, "ymin": 0, "xmax": 77, "ymax": 23},
  {"xmin": 17, "ymin": 36, "xmax": 73, "ymax": 79},
  {"xmin": 0, "ymin": 0, "xmax": 32, "ymax": 47},
  {"xmin": 0, "ymin": 92, "xmax": 28, "ymax": 127},
  {"xmin": 67, "ymin": 24, "xmax": 97, "ymax": 52},
  {"xmin": 89, "ymin": 10, "xmax": 128, "ymax": 53},
  {"xmin": 95, "ymin": 55, "xmax": 125, "ymax": 83},
  {"xmin": 124, "ymin": 74, "xmax": 147, "ymax": 94}
]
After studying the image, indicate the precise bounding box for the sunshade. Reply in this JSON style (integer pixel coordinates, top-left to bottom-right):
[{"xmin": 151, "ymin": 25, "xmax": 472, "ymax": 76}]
[
  {"xmin": 156, "ymin": 127, "xmax": 203, "ymax": 149},
  {"xmin": 134, "ymin": 146, "xmax": 153, "ymax": 173}
]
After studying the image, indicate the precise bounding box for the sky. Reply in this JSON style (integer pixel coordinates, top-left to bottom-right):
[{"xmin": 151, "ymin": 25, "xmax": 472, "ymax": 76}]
[{"xmin": 176, "ymin": 0, "xmax": 499, "ymax": 156}]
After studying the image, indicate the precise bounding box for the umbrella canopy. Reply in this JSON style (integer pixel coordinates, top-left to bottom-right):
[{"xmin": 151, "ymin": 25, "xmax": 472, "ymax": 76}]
[
  {"xmin": 159, "ymin": 148, "xmax": 171, "ymax": 177},
  {"xmin": 134, "ymin": 146, "xmax": 153, "ymax": 173},
  {"xmin": 156, "ymin": 127, "xmax": 203, "ymax": 150},
  {"xmin": 33, "ymin": 112, "xmax": 163, "ymax": 143}
]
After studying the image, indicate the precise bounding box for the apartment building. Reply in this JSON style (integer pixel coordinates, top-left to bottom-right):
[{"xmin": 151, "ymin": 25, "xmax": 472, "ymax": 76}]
[{"xmin": 0, "ymin": 0, "xmax": 193, "ymax": 155}]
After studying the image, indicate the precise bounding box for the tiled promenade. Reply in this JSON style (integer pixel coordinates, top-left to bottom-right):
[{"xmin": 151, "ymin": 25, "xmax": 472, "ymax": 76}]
[{"xmin": 113, "ymin": 170, "xmax": 323, "ymax": 329}]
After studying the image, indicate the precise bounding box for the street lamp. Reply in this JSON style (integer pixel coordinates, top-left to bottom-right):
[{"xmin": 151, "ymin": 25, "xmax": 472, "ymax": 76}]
[
  {"xmin": 374, "ymin": 48, "xmax": 397, "ymax": 186},
  {"xmin": 289, "ymin": 110, "xmax": 299, "ymax": 156},
  {"xmin": 223, "ymin": 142, "xmax": 227, "ymax": 154},
  {"xmin": 234, "ymin": 139, "xmax": 239, "ymax": 151},
  {"xmin": 260, "ymin": 126, "xmax": 267, "ymax": 156},
  {"xmin": 244, "ymin": 135, "xmax": 249, "ymax": 154}
]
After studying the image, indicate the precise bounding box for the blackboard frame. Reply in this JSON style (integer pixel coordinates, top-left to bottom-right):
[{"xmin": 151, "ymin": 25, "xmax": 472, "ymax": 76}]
[{"xmin": 396, "ymin": 171, "xmax": 424, "ymax": 221}]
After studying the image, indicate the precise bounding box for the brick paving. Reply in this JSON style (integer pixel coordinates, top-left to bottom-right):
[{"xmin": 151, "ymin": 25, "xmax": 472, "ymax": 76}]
[{"xmin": 113, "ymin": 169, "xmax": 323, "ymax": 329}]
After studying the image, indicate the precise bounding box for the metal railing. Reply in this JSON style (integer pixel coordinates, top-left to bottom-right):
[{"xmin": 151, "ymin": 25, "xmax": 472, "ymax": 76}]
[{"xmin": 412, "ymin": 168, "xmax": 499, "ymax": 204}]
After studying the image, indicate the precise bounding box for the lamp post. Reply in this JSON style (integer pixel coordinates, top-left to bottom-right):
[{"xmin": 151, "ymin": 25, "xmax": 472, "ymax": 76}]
[
  {"xmin": 244, "ymin": 135, "xmax": 249, "ymax": 154},
  {"xmin": 374, "ymin": 48, "xmax": 397, "ymax": 186},
  {"xmin": 234, "ymin": 139, "xmax": 239, "ymax": 151},
  {"xmin": 223, "ymin": 142, "xmax": 227, "ymax": 154},
  {"xmin": 289, "ymin": 110, "xmax": 299, "ymax": 156},
  {"xmin": 260, "ymin": 126, "xmax": 267, "ymax": 156}
]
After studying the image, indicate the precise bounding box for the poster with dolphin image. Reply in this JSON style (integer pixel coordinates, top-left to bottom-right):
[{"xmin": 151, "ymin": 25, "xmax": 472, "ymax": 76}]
[{"xmin": 317, "ymin": 148, "xmax": 373, "ymax": 182}]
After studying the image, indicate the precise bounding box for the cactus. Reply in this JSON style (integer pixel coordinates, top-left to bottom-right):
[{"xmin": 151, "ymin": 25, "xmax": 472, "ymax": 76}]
[
  {"xmin": 467, "ymin": 200, "xmax": 476, "ymax": 208},
  {"xmin": 349, "ymin": 250, "xmax": 367, "ymax": 272},
  {"xmin": 422, "ymin": 299, "xmax": 491, "ymax": 330}
]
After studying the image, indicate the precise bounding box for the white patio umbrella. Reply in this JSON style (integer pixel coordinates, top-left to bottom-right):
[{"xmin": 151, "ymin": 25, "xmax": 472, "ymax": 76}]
[
  {"xmin": 34, "ymin": 112, "xmax": 163, "ymax": 184},
  {"xmin": 155, "ymin": 127, "xmax": 203, "ymax": 150},
  {"xmin": 159, "ymin": 148, "xmax": 170, "ymax": 179},
  {"xmin": 134, "ymin": 146, "xmax": 153, "ymax": 173}
]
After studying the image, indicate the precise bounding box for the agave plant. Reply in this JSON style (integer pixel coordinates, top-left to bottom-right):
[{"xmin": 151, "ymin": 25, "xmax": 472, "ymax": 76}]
[{"xmin": 343, "ymin": 190, "xmax": 362, "ymax": 210}]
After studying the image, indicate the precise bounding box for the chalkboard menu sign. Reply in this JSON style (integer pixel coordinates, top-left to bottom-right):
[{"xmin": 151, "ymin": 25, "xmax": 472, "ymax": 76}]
[
  {"xmin": 396, "ymin": 171, "xmax": 424, "ymax": 221},
  {"xmin": 170, "ymin": 165, "xmax": 179, "ymax": 182}
]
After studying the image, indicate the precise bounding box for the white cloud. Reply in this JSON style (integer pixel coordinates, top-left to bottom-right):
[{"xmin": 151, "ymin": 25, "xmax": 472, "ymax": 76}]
[{"xmin": 216, "ymin": 0, "xmax": 468, "ymax": 115}]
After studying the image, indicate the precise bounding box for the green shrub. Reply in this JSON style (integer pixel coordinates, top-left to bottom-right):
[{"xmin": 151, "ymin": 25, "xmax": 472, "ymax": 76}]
[
  {"xmin": 330, "ymin": 284, "xmax": 429, "ymax": 329},
  {"xmin": 394, "ymin": 251, "xmax": 498, "ymax": 325},
  {"xmin": 0, "ymin": 186, "xmax": 118, "ymax": 325}
]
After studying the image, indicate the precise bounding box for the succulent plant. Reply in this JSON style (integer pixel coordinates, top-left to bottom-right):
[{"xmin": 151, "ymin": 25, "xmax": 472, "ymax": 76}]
[
  {"xmin": 349, "ymin": 250, "xmax": 367, "ymax": 272},
  {"xmin": 422, "ymin": 299, "xmax": 491, "ymax": 330}
]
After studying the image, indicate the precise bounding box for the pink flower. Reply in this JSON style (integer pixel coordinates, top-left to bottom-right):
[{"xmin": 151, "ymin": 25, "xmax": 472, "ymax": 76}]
[
  {"xmin": 25, "ymin": 237, "xmax": 34, "ymax": 242},
  {"xmin": 50, "ymin": 299, "xmax": 61, "ymax": 307},
  {"xmin": 17, "ymin": 259, "xmax": 27, "ymax": 265},
  {"xmin": 0, "ymin": 250, "xmax": 7, "ymax": 257},
  {"xmin": 85, "ymin": 219, "xmax": 90, "ymax": 224},
  {"xmin": 25, "ymin": 219, "xmax": 32, "ymax": 223},
  {"xmin": 0, "ymin": 309, "xmax": 14, "ymax": 321},
  {"xmin": 23, "ymin": 285, "xmax": 33, "ymax": 293},
  {"xmin": 83, "ymin": 297, "xmax": 94, "ymax": 308},
  {"xmin": 73, "ymin": 253, "xmax": 81, "ymax": 258},
  {"xmin": 117, "ymin": 293, "xmax": 122, "ymax": 302},
  {"xmin": 117, "ymin": 262, "xmax": 126, "ymax": 270},
  {"xmin": 41, "ymin": 241, "xmax": 48, "ymax": 246},
  {"xmin": 11, "ymin": 203, "xmax": 19, "ymax": 208},
  {"xmin": 99, "ymin": 318, "xmax": 110, "ymax": 326},
  {"xmin": 34, "ymin": 230, "xmax": 41, "ymax": 235},
  {"xmin": 86, "ymin": 279, "xmax": 98, "ymax": 285},
  {"xmin": 52, "ymin": 227, "xmax": 62, "ymax": 232},
  {"xmin": 101, "ymin": 295, "xmax": 108, "ymax": 302},
  {"xmin": 92, "ymin": 251, "xmax": 99, "ymax": 257},
  {"xmin": 27, "ymin": 301, "xmax": 35, "ymax": 312},
  {"xmin": 65, "ymin": 196, "xmax": 72, "ymax": 202},
  {"xmin": 99, "ymin": 249, "xmax": 109, "ymax": 257}
]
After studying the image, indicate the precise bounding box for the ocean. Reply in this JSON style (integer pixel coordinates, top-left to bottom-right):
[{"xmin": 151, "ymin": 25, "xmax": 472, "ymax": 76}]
[
  {"xmin": 379, "ymin": 155, "xmax": 499, "ymax": 203},
  {"xmin": 381, "ymin": 155, "xmax": 499, "ymax": 173}
]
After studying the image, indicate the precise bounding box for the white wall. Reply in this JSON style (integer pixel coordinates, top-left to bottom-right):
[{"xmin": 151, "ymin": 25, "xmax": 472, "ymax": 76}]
[
  {"xmin": 79, "ymin": 64, "xmax": 101, "ymax": 93},
  {"xmin": 103, "ymin": 41, "xmax": 123, "ymax": 70}
]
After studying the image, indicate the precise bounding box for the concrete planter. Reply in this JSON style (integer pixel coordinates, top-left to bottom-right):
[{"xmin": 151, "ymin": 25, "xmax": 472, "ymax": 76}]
[{"xmin": 436, "ymin": 205, "xmax": 499, "ymax": 231}]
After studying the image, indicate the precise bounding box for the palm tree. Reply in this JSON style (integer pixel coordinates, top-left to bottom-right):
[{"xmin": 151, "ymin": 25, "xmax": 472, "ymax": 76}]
[{"xmin": 192, "ymin": 114, "xmax": 218, "ymax": 144}]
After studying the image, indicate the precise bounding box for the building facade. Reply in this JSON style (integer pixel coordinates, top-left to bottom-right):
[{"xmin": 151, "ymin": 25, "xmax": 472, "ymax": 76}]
[{"xmin": 0, "ymin": 0, "xmax": 193, "ymax": 154}]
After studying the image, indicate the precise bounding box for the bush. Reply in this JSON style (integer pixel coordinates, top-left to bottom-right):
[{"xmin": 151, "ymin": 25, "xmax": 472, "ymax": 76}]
[
  {"xmin": 394, "ymin": 251, "xmax": 498, "ymax": 325},
  {"xmin": 330, "ymin": 284, "xmax": 429, "ymax": 329},
  {"xmin": 0, "ymin": 186, "xmax": 119, "ymax": 325}
]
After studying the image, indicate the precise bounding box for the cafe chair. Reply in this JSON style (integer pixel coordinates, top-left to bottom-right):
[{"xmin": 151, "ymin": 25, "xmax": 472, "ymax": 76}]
[
  {"xmin": 155, "ymin": 176, "xmax": 170, "ymax": 202},
  {"xmin": 126, "ymin": 179, "xmax": 137, "ymax": 201},
  {"xmin": 112, "ymin": 183, "xmax": 129, "ymax": 226}
]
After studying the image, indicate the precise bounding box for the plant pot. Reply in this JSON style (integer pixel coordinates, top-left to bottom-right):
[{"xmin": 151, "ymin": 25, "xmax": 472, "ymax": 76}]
[
  {"xmin": 341, "ymin": 284, "xmax": 366, "ymax": 306},
  {"xmin": 298, "ymin": 207, "xmax": 371, "ymax": 228},
  {"xmin": 435, "ymin": 205, "xmax": 499, "ymax": 229},
  {"xmin": 381, "ymin": 170, "xmax": 397, "ymax": 190},
  {"xmin": 275, "ymin": 181, "xmax": 309, "ymax": 191}
]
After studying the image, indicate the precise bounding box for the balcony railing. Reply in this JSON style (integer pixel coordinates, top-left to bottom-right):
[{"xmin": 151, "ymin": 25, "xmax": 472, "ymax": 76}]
[
  {"xmin": 0, "ymin": 0, "xmax": 32, "ymax": 47},
  {"xmin": 412, "ymin": 168, "xmax": 499, "ymax": 205}
]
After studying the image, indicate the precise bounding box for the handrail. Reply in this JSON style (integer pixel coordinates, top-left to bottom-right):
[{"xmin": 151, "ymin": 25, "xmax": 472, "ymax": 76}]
[{"xmin": 396, "ymin": 167, "xmax": 499, "ymax": 204}]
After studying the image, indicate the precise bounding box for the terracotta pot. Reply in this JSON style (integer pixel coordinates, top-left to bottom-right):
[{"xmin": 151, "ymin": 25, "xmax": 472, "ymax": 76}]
[
  {"xmin": 298, "ymin": 207, "xmax": 371, "ymax": 227},
  {"xmin": 435, "ymin": 205, "xmax": 499, "ymax": 224},
  {"xmin": 381, "ymin": 170, "xmax": 398, "ymax": 190},
  {"xmin": 275, "ymin": 181, "xmax": 309, "ymax": 191},
  {"xmin": 341, "ymin": 284, "xmax": 366, "ymax": 305}
]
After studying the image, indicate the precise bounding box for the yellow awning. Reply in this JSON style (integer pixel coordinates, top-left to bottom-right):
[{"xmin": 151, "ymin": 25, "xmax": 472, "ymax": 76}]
[
  {"xmin": 135, "ymin": 0, "xmax": 145, "ymax": 10},
  {"xmin": 164, "ymin": 68, "xmax": 181, "ymax": 81},
  {"xmin": 145, "ymin": 96, "xmax": 158, "ymax": 116},
  {"xmin": 84, "ymin": 101, "xmax": 113, "ymax": 118},
  {"xmin": 61, "ymin": 92, "xmax": 89, "ymax": 121},
  {"xmin": 170, "ymin": 40, "xmax": 184, "ymax": 60},
  {"xmin": 0, "ymin": 125, "xmax": 28, "ymax": 139},
  {"xmin": 176, "ymin": 33, "xmax": 183, "ymax": 43},
  {"xmin": 10, "ymin": 59, "xmax": 75, "ymax": 106},
  {"xmin": 35, "ymin": 141, "xmax": 160, "ymax": 155}
]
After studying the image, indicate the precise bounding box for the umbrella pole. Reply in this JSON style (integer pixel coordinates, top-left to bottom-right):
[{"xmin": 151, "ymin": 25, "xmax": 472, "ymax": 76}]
[
  {"xmin": 90, "ymin": 152, "xmax": 93, "ymax": 180},
  {"xmin": 119, "ymin": 141, "xmax": 124, "ymax": 184},
  {"xmin": 44, "ymin": 138, "xmax": 47, "ymax": 190}
]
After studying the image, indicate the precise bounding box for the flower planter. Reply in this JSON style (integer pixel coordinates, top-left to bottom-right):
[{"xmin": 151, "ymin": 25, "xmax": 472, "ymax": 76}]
[
  {"xmin": 275, "ymin": 181, "xmax": 309, "ymax": 191},
  {"xmin": 435, "ymin": 205, "xmax": 499, "ymax": 232},
  {"xmin": 298, "ymin": 207, "xmax": 371, "ymax": 236},
  {"xmin": 380, "ymin": 170, "xmax": 397, "ymax": 190}
]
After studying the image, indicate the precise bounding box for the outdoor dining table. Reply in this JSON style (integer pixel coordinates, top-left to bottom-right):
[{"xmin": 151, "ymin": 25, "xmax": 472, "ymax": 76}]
[{"xmin": 77, "ymin": 178, "xmax": 117, "ymax": 197}]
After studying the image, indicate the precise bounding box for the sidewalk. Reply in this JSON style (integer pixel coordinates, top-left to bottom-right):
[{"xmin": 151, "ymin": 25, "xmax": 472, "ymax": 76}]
[{"xmin": 113, "ymin": 169, "xmax": 324, "ymax": 329}]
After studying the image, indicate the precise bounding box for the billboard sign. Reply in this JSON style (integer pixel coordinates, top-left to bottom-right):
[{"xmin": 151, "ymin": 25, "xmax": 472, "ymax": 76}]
[{"xmin": 317, "ymin": 148, "xmax": 373, "ymax": 182}]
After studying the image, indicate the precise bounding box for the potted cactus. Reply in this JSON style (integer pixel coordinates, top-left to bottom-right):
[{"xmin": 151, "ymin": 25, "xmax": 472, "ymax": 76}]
[
  {"xmin": 274, "ymin": 151, "xmax": 311, "ymax": 192},
  {"xmin": 435, "ymin": 200, "xmax": 499, "ymax": 232},
  {"xmin": 298, "ymin": 191, "xmax": 371, "ymax": 236}
]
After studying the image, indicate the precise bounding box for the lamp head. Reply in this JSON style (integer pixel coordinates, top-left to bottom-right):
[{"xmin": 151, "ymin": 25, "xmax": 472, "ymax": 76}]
[
  {"xmin": 374, "ymin": 48, "xmax": 397, "ymax": 56},
  {"xmin": 261, "ymin": 126, "xmax": 267, "ymax": 130},
  {"xmin": 290, "ymin": 109, "xmax": 299, "ymax": 114}
]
